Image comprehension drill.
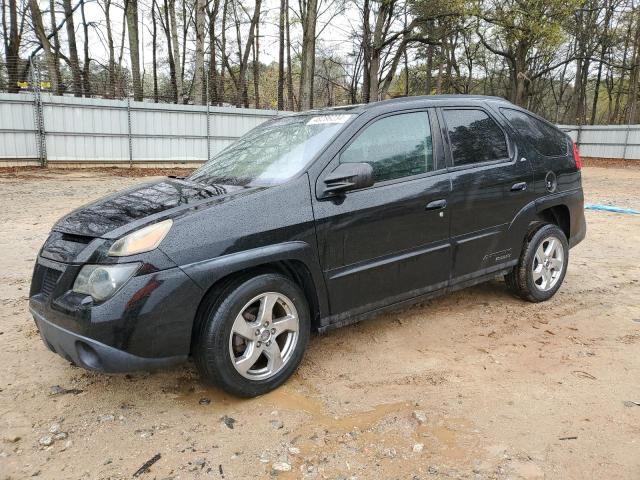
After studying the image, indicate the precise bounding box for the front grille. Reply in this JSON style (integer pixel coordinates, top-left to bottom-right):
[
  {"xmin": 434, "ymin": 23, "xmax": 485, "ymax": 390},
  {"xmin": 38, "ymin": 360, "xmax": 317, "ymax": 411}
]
[{"xmin": 41, "ymin": 267, "xmax": 62, "ymax": 298}]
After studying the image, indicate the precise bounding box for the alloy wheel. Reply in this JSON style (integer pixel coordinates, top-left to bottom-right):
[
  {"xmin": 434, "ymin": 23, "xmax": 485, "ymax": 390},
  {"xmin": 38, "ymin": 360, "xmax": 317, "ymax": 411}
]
[
  {"xmin": 228, "ymin": 292, "xmax": 299, "ymax": 380},
  {"xmin": 532, "ymin": 236, "xmax": 564, "ymax": 292}
]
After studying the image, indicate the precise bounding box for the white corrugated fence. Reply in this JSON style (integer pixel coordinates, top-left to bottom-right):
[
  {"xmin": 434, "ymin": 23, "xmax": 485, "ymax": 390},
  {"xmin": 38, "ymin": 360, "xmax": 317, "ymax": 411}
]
[
  {"xmin": 0, "ymin": 92, "xmax": 276, "ymax": 167},
  {"xmin": 0, "ymin": 92, "xmax": 638, "ymax": 167}
]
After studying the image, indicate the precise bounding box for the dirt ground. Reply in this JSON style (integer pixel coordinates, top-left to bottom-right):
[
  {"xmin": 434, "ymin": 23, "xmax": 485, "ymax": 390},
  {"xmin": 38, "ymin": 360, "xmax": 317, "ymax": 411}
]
[{"xmin": 0, "ymin": 166, "xmax": 638, "ymax": 480}]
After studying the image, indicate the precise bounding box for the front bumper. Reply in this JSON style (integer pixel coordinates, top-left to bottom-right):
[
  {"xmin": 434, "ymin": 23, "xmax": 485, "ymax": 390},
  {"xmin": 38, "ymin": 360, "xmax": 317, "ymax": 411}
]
[
  {"xmin": 29, "ymin": 256, "xmax": 203, "ymax": 372},
  {"xmin": 32, "ymin": 308, "xmax": 186, "ymax": 372}
]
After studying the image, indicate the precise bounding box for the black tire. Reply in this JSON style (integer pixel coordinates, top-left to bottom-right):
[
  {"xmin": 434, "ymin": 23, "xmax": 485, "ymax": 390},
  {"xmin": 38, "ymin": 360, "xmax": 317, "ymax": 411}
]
[
  {"xmin": 193, "ymin": 273, "xmax": 310, "ymax": 397},
  {"xmin": 505, "ymin": 223, "xmax": 569, "ymax": 302}
]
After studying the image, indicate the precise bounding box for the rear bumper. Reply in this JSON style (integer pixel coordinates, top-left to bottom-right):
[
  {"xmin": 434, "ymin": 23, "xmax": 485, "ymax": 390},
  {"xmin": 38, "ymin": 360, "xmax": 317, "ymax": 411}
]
[{"xmin": 32, "ymin": 308, "xmax": 186, "ymax": 372}]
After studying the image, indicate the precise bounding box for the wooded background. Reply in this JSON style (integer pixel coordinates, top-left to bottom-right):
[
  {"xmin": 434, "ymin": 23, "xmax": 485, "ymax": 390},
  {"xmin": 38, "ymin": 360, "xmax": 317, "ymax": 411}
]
[{"xmin": 1, "ymin": 0, "xmax": 640, "ymax": 125}]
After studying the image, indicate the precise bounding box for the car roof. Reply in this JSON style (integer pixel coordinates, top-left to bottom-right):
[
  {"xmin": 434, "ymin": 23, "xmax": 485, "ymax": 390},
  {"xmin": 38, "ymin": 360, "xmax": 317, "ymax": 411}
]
[{"xmin": 287, "ymin": 95, "xmax": 514, "ymax": 117}]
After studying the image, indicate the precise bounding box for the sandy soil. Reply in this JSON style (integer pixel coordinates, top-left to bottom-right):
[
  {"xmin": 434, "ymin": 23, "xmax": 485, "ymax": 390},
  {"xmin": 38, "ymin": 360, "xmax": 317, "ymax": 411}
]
[{"xmin": 0, "ymin": 167, "xmax": 638, "ymax": 480}]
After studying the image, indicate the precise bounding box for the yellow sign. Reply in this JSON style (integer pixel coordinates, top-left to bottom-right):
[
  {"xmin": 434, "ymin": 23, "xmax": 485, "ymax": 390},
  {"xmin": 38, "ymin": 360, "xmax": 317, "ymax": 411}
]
[{"xmin": 15, "ymin": 81, "xmax": 51, "ymax": 89}]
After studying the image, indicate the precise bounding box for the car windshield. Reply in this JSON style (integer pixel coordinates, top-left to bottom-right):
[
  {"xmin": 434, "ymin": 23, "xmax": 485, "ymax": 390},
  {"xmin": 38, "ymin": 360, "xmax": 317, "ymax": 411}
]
[{"xmin": 188, "ymin": 113, "xmax": 354, "ymax": 187}]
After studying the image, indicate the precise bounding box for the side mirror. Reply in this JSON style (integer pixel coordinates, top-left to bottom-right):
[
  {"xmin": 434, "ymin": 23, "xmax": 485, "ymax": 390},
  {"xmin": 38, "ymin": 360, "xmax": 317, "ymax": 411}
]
[{"xmin": 323, "ymin": 162, "xmax": 374, "ymax": 195}]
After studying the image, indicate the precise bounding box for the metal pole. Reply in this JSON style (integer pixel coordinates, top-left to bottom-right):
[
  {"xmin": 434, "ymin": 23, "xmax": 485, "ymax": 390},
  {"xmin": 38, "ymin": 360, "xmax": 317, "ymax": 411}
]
[
  {"xmin": 30, "ymin": 58, "xmax": 47, "ymax": 167},
  {"xmin": 127, "ymin": 97, "xmax": 133, "ymax": 168},
  {"xmin": 206, "ymin": 72, "xmax": 211, "ymax": 162}
]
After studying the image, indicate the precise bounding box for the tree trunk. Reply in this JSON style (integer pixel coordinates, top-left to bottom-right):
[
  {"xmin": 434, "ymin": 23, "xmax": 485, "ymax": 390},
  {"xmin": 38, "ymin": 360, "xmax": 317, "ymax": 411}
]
[
  {"xmin": 252, "ymin": 20, "xmax": 260, "ymax": 108},
  {"xmin": 193, "ymin": 0, "xmax": 206, "ymax": 104},
  {"xmin": 28, "ymin": 0, "xmax": 60, "ymax": 93},
  {"xmin": 208, "ymin": 0, "xmax": 219, "ymax": 105},
  {"xmin": 3, "ymin": 0, "xmax": 23, "ymax": 93},
  {"xmin": 277, "ymin": 0, "xmax": 285, "ymax": 110},
  {"xmin": 125, "ymin": 0, "xmax": 142, "ymax": 100},
  {"xmin": 169, "ymin": 0, "xmax": 183, "ymax": 103},
  {"xmin": 361, "ymin": 0, "xmax": 371, "ymax": 103},
  {"xmin": 104, "ymin": 0, "xmax": 116, "ymax": 98},
  {"xmin": 62, "ymin": 0, "xmax": 82, "ymax": 96},
  {"xmin": 235, "ymin": 0, "xmax": 261, "ymax": 108},
  {"xmin": 612, "ymin": 17, "xmax": 632, "ymax": 123},
  {"xmin": 48, "ymin": 0, "xmax": 62, "ymax": 94},
  {"xmin": 161, "ymin": 0, "xmax": 177, "ymax": 102},
  {"xmin": 218, "ymin": 0, "xmax": 228, "ymax": 105},
  {"xmin": 152, "ymin": 0, "xmax": 158, "ymax": 102},
  {"xmin": 425, "ymin": 44, "xmax": 433, "ymax": 94},
  {"xmin": 80, "ymin": 0, "xmax": 91, "ymax": 96},
  {"xmin": 285, "ymin": 0, "xmax": 294, "ymax": 110},
  {"xmin": 628, "ymin": 17, "xmax": 640, "ymax": 124},
  {"xmin": 299, "ymin": 0, "xmax": 317, "ymax": 110}
]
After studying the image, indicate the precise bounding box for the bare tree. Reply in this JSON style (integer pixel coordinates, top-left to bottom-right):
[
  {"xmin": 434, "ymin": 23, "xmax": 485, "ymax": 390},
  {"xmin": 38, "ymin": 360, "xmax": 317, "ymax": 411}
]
[
  {"xmin": 3, "ymin": 0, "xmax": 25, "ymax": 93},
  {"xmin": 252, "ymin": 18, "xmax": 259, "ymax": 107},
  {"xmin": 207, "ymin": 0, "xmax": 219, "ymax": 104},
  {"xmin": 285, "ymin": 0, "xmax": 294, "ymax": 109},
  {"xmin": 168, "ymin": 0, "xmax": 183, "ymax": 102},
  {"xmin": 277, "ymin": 0, "xmax": 285, "ymax": 110},
  {"xmin": 100, "ymin": 0, "xmax": 116, "ymax": 98},
  {"xmin": 299, "ymin": 0, "xmax": 318, "ymax": 109},
  {"xmin": 193, "ymin": 0, "xmax": 205, "ymax": 104},
  {"xmin": 151, "ymin": 0, "xmax": 158, "ymax": 102},
  {"xmin": 124, "ymin": 0, "xmax": 142, "ymax": 100},
  {"xmin": 48, "ymin": 0, "xmax": 62, "ymax": 94},
  {"xmin": 28, "ymin": 0, "xmax": 60, "ymax": 92},
  {"xmin": 62, "ymin": 0, "xmax": 82, "ymax": 95},
  {"xmin": 80, "ymin": 0, "xmax": 90, "ymax": 96}
]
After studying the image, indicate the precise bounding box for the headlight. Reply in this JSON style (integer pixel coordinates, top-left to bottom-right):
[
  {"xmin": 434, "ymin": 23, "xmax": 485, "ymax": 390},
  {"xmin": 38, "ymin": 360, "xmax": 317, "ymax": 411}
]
[
  {"xmin": 108, "ymin": 219, "xmax": 173, "ymax": 257},
  {"xmin": 73, "ymin": 263, "xmax": 140, "ymax": 301}
]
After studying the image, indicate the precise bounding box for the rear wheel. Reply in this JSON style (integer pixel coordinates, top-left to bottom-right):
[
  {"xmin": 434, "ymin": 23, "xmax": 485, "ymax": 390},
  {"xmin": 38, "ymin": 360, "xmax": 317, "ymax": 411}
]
[
  {"xmin": 505, "ymin": 223, "xmax": 569, "ymax": 302},
  {"xmin": 194, "ymin": 273, "xmax": 310, "ymax": 397}
]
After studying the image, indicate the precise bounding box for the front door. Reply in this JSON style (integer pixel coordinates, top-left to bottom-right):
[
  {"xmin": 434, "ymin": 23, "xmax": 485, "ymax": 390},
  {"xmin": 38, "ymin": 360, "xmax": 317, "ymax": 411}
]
[{"xmin": 313, "ymin": 109, "xmax": 452, "ymax": 317}]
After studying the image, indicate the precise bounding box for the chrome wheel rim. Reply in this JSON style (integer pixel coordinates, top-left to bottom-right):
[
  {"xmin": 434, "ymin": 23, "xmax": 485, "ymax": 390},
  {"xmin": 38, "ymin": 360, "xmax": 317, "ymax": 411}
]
[
  {"xmin": 532, "ymin": 236, "xmax": 564, "ymax": 292},
  {"xmin": 228, "ymin": 292, "xmax": 299, "ymax": 381}
]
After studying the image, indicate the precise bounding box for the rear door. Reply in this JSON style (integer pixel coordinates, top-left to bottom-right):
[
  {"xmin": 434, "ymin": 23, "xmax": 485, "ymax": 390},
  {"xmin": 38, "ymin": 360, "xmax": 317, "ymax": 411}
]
[
  {"xmin": 312, "ymin": 109, "xmax": 452, "ymax": 317},
  {"xmin": 439, "ymin": 106, "xmax": 535, "ymax": 282}
]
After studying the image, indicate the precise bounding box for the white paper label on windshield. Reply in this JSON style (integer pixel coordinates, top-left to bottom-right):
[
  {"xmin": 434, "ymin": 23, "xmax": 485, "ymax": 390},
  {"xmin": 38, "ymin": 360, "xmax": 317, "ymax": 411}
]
[{"xmin": 306, "ymin": 114, "xmax": 352, "ymax": 125}]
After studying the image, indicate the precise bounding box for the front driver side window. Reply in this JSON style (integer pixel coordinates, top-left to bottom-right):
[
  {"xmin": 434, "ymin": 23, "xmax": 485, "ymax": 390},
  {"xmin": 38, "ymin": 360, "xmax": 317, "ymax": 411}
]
[{"xmin": 340, "ymin": 112, "xmax": 433, "ymax": 183}]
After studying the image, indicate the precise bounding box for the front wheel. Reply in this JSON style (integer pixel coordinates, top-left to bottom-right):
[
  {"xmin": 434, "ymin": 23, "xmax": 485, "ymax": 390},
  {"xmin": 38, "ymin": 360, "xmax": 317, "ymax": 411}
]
[
  {"xmin": 194, "ymin": 273, "xmax": 310, "ymax": 397},
  {"xmin": 505, "ymin": 223, "xmax": 569, "ymax": 302}
]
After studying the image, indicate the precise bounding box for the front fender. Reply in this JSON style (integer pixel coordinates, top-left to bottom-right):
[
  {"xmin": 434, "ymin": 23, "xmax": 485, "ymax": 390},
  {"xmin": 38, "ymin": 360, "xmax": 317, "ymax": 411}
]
[{"xmin": 179, "ymin": 241, "xmax": 329, "ymax": 318}]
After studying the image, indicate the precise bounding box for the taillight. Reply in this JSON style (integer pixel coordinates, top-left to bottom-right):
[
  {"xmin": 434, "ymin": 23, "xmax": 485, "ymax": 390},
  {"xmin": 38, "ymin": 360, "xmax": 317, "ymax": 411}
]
[{"xmin": 572, "ymin": 141, "xmax": 582, "ymax": 170}]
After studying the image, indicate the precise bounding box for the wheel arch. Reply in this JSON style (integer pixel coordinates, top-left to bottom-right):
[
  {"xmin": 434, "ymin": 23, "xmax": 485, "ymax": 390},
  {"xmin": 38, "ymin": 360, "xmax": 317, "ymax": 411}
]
[
  {"xmin": 507, "ymin": 197, "xmax": 573, "ymax": 259},
  {"xmin": 536, "ymin": 204, "xmax": 570, "ymax": 239},
  {"xmin": 183, "ymin": 242, "xmax": 327, "ymax": 350}
]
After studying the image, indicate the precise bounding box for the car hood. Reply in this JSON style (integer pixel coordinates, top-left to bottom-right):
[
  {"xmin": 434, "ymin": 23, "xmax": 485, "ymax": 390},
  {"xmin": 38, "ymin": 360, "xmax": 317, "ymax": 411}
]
[{"xmin": 52, "ymin": 178, "xmax": 263, "ymax": 238}]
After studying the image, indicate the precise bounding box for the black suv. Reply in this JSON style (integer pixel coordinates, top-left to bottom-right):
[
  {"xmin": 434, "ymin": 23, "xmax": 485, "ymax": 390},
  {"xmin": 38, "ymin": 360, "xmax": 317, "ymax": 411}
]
[{"xmin": 29, "ymin": 95, "xmax": 586, "ymax": 397}]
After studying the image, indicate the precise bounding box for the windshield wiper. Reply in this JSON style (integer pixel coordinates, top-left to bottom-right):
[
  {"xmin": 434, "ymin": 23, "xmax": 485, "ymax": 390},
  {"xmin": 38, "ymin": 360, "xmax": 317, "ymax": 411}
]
[{"xmin": 171, "ymin": 177, "xmax": 228, "ymax": 196}]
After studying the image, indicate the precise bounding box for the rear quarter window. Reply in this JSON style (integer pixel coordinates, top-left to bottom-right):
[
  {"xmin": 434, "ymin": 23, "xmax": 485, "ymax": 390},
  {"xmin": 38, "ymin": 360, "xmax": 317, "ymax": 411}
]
[{"xmin": 500, "ymin": 108, "xmax": 568, "ymax": 157}]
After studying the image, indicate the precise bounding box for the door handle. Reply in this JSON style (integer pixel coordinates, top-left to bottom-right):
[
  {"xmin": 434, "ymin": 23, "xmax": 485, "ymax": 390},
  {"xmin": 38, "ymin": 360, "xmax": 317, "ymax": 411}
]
[
  {"xmin": 425, "ymin": 199, "xmax": 447, "ymax": 210},
  {"xmin": 511, "ymin": 182, "xmax": 527, "ymax": 192}
]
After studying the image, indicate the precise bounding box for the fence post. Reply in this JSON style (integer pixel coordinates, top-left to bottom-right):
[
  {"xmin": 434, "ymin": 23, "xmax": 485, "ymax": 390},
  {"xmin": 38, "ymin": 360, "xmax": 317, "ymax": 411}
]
[
  {"xmin": 206, "ymin": 101, "xmax": 211, "ymax": 162},
  {"xmin": 575, "ymin": 124, "xmax": 583, "ymax": 153},
  {"xmin": 126, "ymin": 97, "xmax": 133, "ymax": 168},
  {"xmin": 30, "ymin": 59, "xmax": 47, "ymax": 167},
  {"xmin": 206, "ymin": 73, "xmax": 211, "ymax": 162},
  {"xmin": 622, "ymin": 124, "xmax": 631, "ymax": 161}
]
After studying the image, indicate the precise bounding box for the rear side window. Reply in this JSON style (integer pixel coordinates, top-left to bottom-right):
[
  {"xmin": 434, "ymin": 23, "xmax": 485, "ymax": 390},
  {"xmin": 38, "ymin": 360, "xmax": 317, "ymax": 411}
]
[
  {"xmin": 340, "ymin": 111, "xmax": 433, "ymax": 183},
  {"xmin": 442, "ymin": 109, "xmax": 509, "ymax": 166},
  {"xmin": 500, "ymin": 108, "xmax": 567, "ymax": 157}
]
